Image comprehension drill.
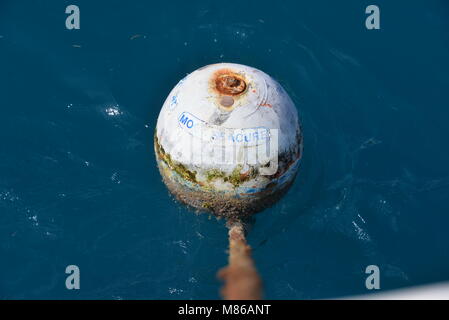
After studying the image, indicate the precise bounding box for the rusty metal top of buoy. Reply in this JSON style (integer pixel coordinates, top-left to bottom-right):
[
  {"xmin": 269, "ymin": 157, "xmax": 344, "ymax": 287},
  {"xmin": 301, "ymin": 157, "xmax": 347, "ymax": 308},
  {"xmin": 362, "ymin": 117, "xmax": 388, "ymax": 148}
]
[{"xmin": 214, "ymin": 71, "xmax": 247, "ymax": 96}]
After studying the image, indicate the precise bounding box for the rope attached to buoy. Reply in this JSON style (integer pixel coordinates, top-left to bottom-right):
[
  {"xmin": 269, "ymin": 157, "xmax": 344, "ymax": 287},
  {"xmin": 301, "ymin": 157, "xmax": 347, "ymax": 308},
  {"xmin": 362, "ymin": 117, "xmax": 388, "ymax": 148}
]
[{"xmin": 217, "ymin": 221, "xmax": 262, "ymax": 300}]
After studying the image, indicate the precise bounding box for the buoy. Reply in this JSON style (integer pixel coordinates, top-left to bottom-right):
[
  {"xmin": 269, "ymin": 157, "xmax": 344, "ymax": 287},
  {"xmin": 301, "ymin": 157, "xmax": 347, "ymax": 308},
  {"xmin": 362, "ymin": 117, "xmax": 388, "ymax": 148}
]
[{"xmin": 154, "ymin": 63, "xmax": 303, "ymax": 299}]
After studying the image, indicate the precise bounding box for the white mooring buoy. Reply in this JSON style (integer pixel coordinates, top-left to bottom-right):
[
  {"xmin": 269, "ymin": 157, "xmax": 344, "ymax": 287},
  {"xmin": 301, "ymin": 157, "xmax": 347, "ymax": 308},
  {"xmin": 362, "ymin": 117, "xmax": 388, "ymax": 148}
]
[
  {"xmin": 155, "ymin": 63, "xmax": 303, "ymax": 220},
  {"xmin": 154, "ymin": 63, "xmax": 303, "ymax": 299}
]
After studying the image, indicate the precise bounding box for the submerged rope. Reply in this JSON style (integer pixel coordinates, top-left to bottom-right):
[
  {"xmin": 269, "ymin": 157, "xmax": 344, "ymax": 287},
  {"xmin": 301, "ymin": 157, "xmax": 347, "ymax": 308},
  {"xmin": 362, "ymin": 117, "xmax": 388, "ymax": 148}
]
[{"xmin": 217, "ymin": 221, "xmax": 263, "ymax": 300}]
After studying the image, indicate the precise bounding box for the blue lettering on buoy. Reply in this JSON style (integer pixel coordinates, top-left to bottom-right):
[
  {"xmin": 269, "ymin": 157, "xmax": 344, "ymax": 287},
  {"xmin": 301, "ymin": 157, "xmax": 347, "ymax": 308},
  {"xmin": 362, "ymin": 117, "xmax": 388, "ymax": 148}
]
[
  {"xmin": 236, "ymin": 134, "xmax": 243, "ymax": 142},
  {"xmin": 178, "ymin": 112, "xmax": 198, "ymax": 130},
  {"xmin": 179, "ymin": 113, "xmax": 189, "ymax": 125},
  {"xmin": 226, "ymin": 127, "xmax": 269, "ymax": 145},
  {"xmin": 177, "ymin": 112, "xmax": 270, "ymax": 147}
]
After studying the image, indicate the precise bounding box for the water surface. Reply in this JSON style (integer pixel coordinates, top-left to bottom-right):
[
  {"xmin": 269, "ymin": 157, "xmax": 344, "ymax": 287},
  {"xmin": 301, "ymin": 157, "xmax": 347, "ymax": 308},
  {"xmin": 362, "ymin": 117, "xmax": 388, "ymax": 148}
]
[{"xmin": 0, "ymin": 0, "xmax": 448, "ymax": 299}]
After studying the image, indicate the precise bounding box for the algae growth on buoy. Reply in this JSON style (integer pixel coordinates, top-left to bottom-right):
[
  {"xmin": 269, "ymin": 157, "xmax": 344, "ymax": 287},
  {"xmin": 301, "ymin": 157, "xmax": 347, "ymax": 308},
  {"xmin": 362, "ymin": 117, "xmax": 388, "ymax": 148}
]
[{"xmin": 154, "ymin": 63, "xmax": 303, "ymax": 220}]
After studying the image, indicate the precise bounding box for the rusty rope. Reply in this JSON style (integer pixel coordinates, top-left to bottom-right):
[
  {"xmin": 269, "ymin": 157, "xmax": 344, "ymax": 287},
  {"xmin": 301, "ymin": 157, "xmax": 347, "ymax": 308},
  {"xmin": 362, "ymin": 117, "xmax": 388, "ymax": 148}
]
[{"xmin": 217, "ymin": 221, "xmax": 263, "ymax": 300}]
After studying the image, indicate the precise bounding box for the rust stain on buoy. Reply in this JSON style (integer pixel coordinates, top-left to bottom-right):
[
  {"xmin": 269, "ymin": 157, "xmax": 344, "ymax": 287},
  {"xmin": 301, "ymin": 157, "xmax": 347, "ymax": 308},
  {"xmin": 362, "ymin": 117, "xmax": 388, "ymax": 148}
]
[{"xmin": 212, "ymin": 69, "xmax": 247, "ymax": 96}]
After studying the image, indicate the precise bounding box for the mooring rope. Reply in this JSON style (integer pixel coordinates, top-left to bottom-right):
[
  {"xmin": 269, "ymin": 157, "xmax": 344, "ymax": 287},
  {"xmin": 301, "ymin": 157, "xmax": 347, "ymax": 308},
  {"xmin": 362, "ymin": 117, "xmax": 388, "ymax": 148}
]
[{"xmin": 217, "ymin": 221, "xmax": 263, "ymax": 300}]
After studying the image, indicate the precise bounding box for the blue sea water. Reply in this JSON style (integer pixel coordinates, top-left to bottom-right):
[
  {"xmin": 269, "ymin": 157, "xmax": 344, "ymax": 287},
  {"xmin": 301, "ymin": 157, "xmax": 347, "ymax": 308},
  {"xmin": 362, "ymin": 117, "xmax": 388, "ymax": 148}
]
[{"xmin": 0, "ymin": 0, "xmax": 448, "ymax": 299}]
